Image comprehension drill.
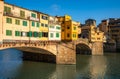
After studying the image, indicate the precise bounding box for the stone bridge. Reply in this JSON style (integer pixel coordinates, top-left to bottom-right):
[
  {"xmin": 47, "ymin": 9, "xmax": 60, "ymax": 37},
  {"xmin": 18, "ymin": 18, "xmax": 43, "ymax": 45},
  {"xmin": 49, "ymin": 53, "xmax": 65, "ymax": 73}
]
[{"xmin": 0, "ymin": 38, "xmax": 103, "ymax": 64}]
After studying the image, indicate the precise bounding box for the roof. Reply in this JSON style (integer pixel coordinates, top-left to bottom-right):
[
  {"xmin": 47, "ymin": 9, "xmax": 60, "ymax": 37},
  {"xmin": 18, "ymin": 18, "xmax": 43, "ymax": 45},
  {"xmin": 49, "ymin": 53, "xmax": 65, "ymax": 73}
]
[{"xmin": 4, "ymin": 2, "xmax": 49, "ymax": 15}]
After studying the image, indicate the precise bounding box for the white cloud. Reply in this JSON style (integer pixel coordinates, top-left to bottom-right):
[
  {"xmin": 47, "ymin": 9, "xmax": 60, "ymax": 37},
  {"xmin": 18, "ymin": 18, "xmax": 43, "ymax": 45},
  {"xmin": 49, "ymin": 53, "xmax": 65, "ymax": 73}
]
[{"xmin": 51, "ymin": 4, "xmax": 60, "ymax": 11}]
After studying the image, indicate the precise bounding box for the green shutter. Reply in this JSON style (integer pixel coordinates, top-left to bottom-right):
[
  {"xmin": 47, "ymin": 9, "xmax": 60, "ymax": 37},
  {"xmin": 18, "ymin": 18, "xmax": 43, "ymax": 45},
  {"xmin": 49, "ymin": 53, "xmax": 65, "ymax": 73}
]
[
  {"xmin": 36, "ymin": 22, "xmax": 39, "ymax": 27},
  {"xmin": 15, "ymin": 19, "xmax": 20, "ymax": 25},
  {"xmin": 56, "ymin": 26, "xmax": 61, "ymax": 29},
  {"xmin": 4, "ymin": 6, "xmax": 11, "ymax": 13},
  {"xmin": 31, "ymin": 13, "xmax": 36, "ymax": 18},
  {"xmin": 15, "ymin": 31, "xmax": 20, "ymax": 36},
  {"xmin": 20, "ymin": 10, "xmax": 25, "ymax": 18},
  {"xmin": 6, "ymin": 18, "xmax": 12, "ymax": 24},
  {"xmin": 28, "ymin": 31, "xmax": 32, "ymax": 37},
  {"xmin": 32, "ymin": 21, "xmax": 35, "ymax": 26},
  {"xmin": 6, "ymin": 30, "xmax": 12, "ymax": 36},
  {"xmin": 39, "ymin": 32, "xmax": 42, "ymax": 38},
  {"xmin": 23, "ymin": 21, "xmax": 27, "ymax": 26},
  {"xmin": 34, "ymin": 32, "xmax": 38, "ymax": 37},
  {"xmin": 50, "ymin": 33, "xmax": 53, "ymax": 38},
  {"xmin": 10, "ymin": 30, "xmax": 12, "ymax": 36},
  {"xmin": 6, "ymin": 30, "xmax": 9, "ymax": 36},
  {"xmin": 56, "ymin": 33, "xmax": 59, "ymax": 38}
]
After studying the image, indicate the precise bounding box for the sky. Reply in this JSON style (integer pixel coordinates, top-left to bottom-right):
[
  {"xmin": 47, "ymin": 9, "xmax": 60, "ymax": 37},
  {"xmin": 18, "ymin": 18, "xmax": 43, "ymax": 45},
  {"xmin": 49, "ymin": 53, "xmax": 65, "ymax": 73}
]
[{"xmin": 5, "ymin": 0, "xmax": 120, "ymax": 25}]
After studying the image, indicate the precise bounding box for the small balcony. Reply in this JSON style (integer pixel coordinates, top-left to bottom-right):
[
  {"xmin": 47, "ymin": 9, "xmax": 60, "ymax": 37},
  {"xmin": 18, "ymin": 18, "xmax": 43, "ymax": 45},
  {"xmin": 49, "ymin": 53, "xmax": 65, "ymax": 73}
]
[
  {"xmin": 4, "ymin": 12, "xmax": 13, "ymax": 17},
  {"xmin": 4, "ymin": 12, "xmax": 28, "ymax": 19},
  {"xmin": 28, "ymin": 16, "xmax": 39, "ymax": 22}
]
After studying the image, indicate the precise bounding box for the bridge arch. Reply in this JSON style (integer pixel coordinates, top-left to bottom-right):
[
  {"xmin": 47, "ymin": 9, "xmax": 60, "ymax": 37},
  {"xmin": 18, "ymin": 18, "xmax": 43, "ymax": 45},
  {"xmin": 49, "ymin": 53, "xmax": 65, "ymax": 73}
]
[
  {"xmin": 76, "ymin": 43, "xmax": 92, "ymax": 55},
  {"xmin": 0, "ymin": 45, "xmax": 57, "ymax": 63}
]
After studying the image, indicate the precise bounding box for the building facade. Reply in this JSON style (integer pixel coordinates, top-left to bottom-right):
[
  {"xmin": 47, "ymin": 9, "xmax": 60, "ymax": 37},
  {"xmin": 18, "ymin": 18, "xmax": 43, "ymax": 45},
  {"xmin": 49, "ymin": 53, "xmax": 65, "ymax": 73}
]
[
  {"xmin": 39, "ymin": 12, "xmax": 49, "ymax": 41},
  {"xmin": 81, "ymin": 19, "xmax": 104, "ymax": 42},
  {"xmin": 57, "ymin": 15, "xmax": 80, "ymax": 41},
  {"xmin": 48, "ymin": 16, "xmax": 61, "ymax": 41},
  {"xmin": 0, "ymin": 0, "xmax": 62, "ymax": 44},
  {"xmin": 98, "ymin": 18, "xmax": 120, "ymax": 42}
]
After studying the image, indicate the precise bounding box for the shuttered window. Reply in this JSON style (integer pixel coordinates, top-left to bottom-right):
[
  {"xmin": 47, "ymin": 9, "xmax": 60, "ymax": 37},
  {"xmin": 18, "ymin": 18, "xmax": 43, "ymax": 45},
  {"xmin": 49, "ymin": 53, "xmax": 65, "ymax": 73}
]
[
  {"xmin": 36, "ymin": 22, "xmax": 39, "ymax": 27},
  {"xmin": 6, "ymin": 18, "xmax": 12, "ymax": 24},
  {"xmin": 39, "ymin": 32, "xmax": 42, "ymax": 38},
  {"xmin": 50, "ymin": 33, "xmax": 53, "ymax": 38},
  {"xmin": 23, "ymin": 21, "xmax": 27, "ymax": 26},
  {"xmin": 6, "ymin": 30, "xmax": 12, "ymax": 36},
  {"xmin": 32, "ymin": 21, "xmax": 35, "ymax": 27},
  {"xmin": 31, "ymin": 13, "xmax": 36, "ymax": 18},
  {"xmin": 15, "ymin": 31, "xmax": 20, "ymax": 36},
  {"xmin": 56, "ymin": 33, "xmax": 59, "ymax": 38}
]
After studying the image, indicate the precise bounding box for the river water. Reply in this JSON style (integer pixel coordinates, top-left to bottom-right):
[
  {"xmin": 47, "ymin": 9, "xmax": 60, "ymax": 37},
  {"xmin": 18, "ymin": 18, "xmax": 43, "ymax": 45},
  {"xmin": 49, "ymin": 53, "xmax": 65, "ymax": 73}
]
[{"xmin": 0, "ymin": 49, "xmax": 120, "ymax": 79}]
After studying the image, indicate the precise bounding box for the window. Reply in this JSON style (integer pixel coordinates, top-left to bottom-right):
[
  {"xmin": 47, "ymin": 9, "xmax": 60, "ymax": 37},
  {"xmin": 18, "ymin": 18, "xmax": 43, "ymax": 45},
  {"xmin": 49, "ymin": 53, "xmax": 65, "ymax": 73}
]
[
  {"xmin": 31, "ymin": 13, "xmax": 36, "ymax": 18},
  {"xmin": 56, "ymin": 26, "xmax": 61, "ymax": 29},
  {"xmin": 27, "ymin": 31, "xmax": 32, "ymax": 37},
  {"xmin": 50, "ymin": 33, "xmax": 53, "ymax": 38},
  {"xmin": 6, "ymin": 18, "xmax": 12, "ymax": 24},
  {"xmin": 42, "ymin": 32, "xmax": 48, "ymax": 37},
  {"xmin": 20, "ymin": 10, "xmax": 25, "ymax": 18},
  {"xmin": 39, "ymin": 32, "xmax": 42, "ymax": 38},
  {"xmin": 6, "ymin": 30, "xmax": 12, "ymax": 36},
  {"xmin": 32, "ymin": 21, "xmax": 35, "ymax": 27},
  {"xmin": 41, "ymin": 23, "xmax": 44, "ymax": 27},
  {"xmin": 36, "ymin": 22, "xmax": 39, "ymax": 27},
  {"xmin": 56, "ymin": 33, "xmax": 59, "ymax": 38},
  {"xmin": 42, "ymin": 15, "xmax": 48, "ymax": 20},
  {"xmin": 50, "ymin": 26, "xmax": 54, "ymax": 28},
  {"xmin": 67, "ymin": 26, "xmax": 70, "ymax": 29},
  {"xmin": 73, "ymin": 34, "xmax": 74, "ymax": 37},
  {"xmin": 74, "ymin": 27, "xmax": 76, "ymax": 30},
  {"xmin": 33, "ymin": 32, "xmax": 38, "ymax": 37},
  {"xmin": 21, "ymin": 32, "xmax": 27, "ymax": 37},
  {"xmin": 23, "ymin": 21, "xmax": 27, "ymax": 26},
  {"xmin": 45, "ymin": 24, "xmax": 48, "ymax": 27},
  {"xmin": 73, "ymin": 34, "xmax": 76, "ymax": 38},
  {"xmin": 4, "ymin": 6, "xmax": 11, "ymax": 13},
  {"xmin": 97, "ymin": 33, "xmax": 99, "ymax": 35},
  {"xmin": 67, "ymin": 33, "xmax": 70, "ymax": 37},
  {"xmin": 15, "ymin": 19, "xmax": 20, "ymax": 25},
  {"xmin": 15, "ymin": 31, "xmax": 20, "ymax": 36},
  {"xmin": 74, "ymin": 34, "xmax": 76, "ymax": 37},
  {"xmin": 97, "ymin": 38, "xmax": 100, "ymax": 40}
]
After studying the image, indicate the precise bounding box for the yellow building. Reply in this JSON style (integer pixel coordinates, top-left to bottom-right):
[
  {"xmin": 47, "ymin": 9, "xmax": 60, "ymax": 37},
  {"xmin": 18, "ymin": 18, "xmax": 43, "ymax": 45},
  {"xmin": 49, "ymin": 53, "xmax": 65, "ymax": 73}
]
[
  {"xmin": 0, "ymin": 0, "xmax": 45, "ymax": 43},
  {"xmin": 57, "ymin": 15, "xmax": 80, "ymax": 41},
  {"xmin": 39, "ymin": 12, "xmax": 49, "ymax": 41},
  {"xmin": 81, "ymin": 19, "xmax": 104, "ymax": 42},
  {"xmin": 90, "ymin": 26, "xmax": 104, "ymax": 42}
]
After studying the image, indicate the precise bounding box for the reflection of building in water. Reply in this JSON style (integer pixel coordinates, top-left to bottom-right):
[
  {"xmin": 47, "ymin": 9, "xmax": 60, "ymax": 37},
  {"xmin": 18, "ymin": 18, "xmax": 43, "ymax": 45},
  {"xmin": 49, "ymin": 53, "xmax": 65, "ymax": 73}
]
[
  {"xmin": 89, "ymin": 56, "xmax": 107, "ymax": 79},
  {"xmin": 55, "ymin": 65, "xmax": 76, "ymax": 79}
]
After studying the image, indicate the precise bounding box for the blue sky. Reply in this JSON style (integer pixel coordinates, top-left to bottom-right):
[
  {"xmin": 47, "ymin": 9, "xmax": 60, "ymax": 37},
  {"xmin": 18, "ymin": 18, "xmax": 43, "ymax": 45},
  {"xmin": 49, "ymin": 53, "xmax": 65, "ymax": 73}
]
[{"xmin": 5, "ymin": 0, "xmax": 120, "ymax": 25}]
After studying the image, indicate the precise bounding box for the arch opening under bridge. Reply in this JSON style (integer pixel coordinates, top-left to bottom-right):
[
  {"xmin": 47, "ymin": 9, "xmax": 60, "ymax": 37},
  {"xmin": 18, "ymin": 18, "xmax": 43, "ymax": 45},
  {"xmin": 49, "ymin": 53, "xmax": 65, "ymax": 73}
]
[
  {"xmin": 76, "ymin": 43, "xmax": 92, "ymax": 55},
  {"xmin": 0, "ymin": 46, "xmax": 56, "ymax": 63}
]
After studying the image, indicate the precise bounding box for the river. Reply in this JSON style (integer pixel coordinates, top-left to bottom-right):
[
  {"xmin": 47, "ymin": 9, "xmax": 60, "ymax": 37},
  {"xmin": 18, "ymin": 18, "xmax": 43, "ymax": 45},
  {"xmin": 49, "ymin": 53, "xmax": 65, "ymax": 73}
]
[{"xmin": 0, "ymin": 48, "xmax": 120, "ymax": 79}]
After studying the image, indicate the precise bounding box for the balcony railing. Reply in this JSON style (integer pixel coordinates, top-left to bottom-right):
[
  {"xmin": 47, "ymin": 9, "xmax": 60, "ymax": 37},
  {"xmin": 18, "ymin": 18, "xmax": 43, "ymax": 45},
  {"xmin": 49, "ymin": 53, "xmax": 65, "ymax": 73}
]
[
  {"xmin": 28, "ymin": 16, "xmax": 39, "ymax": 21},
  {"xmin": 4, "ymin": 12, "xmax": 39, "ymax": 21}
]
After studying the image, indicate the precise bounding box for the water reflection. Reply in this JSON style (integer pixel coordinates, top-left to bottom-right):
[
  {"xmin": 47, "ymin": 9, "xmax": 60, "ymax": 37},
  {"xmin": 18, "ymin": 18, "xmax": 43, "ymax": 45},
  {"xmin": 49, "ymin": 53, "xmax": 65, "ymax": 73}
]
[
  {"xmin": 0, "ymin": 49, "xmax": 120, "ymax": 79},
  {"xmin": 55, "ymin": 65, "xmax": 76, "ymax": 79},
  {"xmin": 89, "ymin": 56, "xmax": 107, "ymax": 79},
  {"xmin": 0, "ymin": 49, "xmax": 23, "ymax": 79}
]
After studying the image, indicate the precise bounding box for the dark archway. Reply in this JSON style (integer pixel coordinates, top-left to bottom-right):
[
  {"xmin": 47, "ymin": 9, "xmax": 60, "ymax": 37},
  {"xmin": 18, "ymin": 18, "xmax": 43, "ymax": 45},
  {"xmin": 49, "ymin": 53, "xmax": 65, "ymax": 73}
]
[
  {"xmin": 15, "ymin": 47, "xmax": 56, "ymax": 63},
  {"xmin": 76, "ymin": 43, "xmax": 92, "ymax": 55},
  {"xmin": 0, "ymin": 47, "xmax": 56, "ymax": 63}
]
